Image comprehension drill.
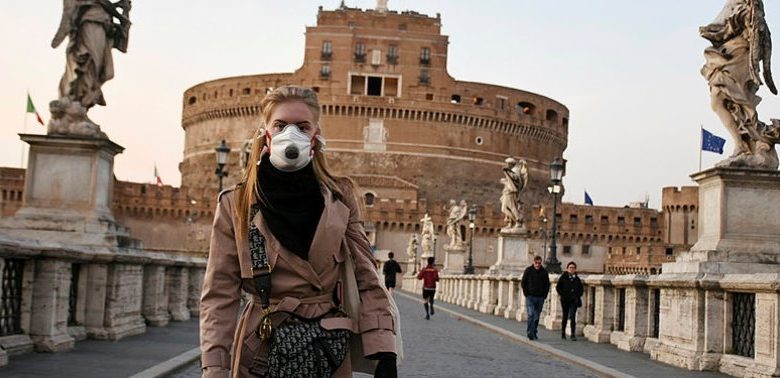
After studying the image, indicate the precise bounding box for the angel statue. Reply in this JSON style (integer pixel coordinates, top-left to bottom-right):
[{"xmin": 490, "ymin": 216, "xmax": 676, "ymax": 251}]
[
  {"xmin": 49, "ymin": 0, "xmax": 131, "ymax": 138},
  {"xmin": 701, "ymin": 0, "xmax": 780, "ymax": 169},
  {"xmin": 444, "ymin": 199, "xmax": 467, "ymax": 248},
  {"xmin": 406, "ymin": 234, "xmax": 418, "ymax": 269},
  {"xmin": 419, "ymin": 213, "xmax": 435, "ymax": 258},
  {"xmin": 500, "ymin": 157, "xmax": 528, "ymax": 230}
]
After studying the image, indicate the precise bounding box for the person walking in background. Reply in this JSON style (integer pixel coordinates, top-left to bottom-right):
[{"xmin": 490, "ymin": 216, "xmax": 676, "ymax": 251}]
[
  {"xmin": 383, "ymin": 252, "xmax": 403, "ymax": 294},
  {"xmin": 521, "ymin": 256, "xmax": 549, "ymax": 340},
  {"xmin": 556, "ymin": 261, "xmax": 584, "ymax": 341},
  {"xmin": 416, "ymin": 257, "xmax": 439, "ymax": 320}
]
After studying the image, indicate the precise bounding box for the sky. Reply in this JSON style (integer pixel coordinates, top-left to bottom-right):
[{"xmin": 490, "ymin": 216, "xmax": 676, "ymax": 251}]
[{"xmin": 2, "ymin": 1, "xmax": 780, "ymax": 209}]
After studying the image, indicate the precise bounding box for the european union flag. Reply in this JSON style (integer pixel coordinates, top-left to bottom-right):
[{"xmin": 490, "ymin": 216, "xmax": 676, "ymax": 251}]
[
  {"xmin": 584, "ymin": 191, "xmax": 593, "ymax": 206},
  {"xmin": 702, "ymin": 128, "xmax": 726, "ymax": 154}
]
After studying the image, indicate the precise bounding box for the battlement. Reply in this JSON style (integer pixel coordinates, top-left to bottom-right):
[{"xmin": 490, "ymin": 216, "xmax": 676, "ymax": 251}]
[{"xmin": 661, "ymin": 186, "xmax": 698, "ymax": 211}]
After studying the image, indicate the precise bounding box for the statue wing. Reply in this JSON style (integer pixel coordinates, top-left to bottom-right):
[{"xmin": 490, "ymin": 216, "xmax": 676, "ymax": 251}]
[
  {"xmin": 51, "ymin": 0, "xmax": 77, "ymax": 48},
  {"xmin": 749, "ymin": 0, "xmax": 777, "ymax": 94}
]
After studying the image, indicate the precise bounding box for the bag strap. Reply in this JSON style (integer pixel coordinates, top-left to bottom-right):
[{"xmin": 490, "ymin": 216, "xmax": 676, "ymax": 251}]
[{"xmin": 249, "ymin": 203, "xmax": 272, "ymax": 310}]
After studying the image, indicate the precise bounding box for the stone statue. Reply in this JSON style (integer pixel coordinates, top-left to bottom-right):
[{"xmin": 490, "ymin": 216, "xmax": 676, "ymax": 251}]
[
  {"xmin": 444, "ymin": 199, "xmax": 467, "ymax": 248},
  {"xmin": 49, "ymin": 0, "xmax": 131, "ymax": 138},
  {"xmin": 406, "ymin": 234, "xmax": 418, "ymax": 263},
  {"xmin": 701, "ymin": 0, "xmax": 780, "ymax": 169},
  {"xmin": 419, "ymin": 213, "xmax": 435, "ymax": 257},
  {"xmin": 239, "ymin": 138, "xmax": 254, "ymax": 178},
  {"xmin": 500, "ymin": 157, "xmax": 528, "ymax": 230}
]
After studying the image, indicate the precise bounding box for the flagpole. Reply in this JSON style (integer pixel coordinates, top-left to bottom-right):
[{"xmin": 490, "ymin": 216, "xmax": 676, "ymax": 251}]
[
  {"xmin": 21, "ymin": 91, "xmax": 30, "ymax": 168},
  {"xmin": 699, "ymin": 125, "xmax": 703, "ymax": 172}
]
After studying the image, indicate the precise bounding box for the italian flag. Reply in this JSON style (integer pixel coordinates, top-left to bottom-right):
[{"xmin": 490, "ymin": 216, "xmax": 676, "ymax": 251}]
[
  {"xmin": 26, "ymin": 94, "xmax": 44, "ymax": 126},
  {"xmin": 154, "ymin": 164, "xmax": 163, "ymax": 186}
]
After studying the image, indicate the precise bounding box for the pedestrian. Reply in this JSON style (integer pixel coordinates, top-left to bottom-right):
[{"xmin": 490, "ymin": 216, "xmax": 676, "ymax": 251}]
[
  {"xmin": 199, "ymin": 86, "xmax": 398, "ymax": 378},
  {"xmin": 521, "ymin": 255, "xmax": 549, "ymax": 340},
  {"xmin": 382, "ymin": 252, "xmax": 403, "ymax": 294},
  {"xmin": 556, "ymin": 261, "xmax": 584, "ymax": 341},
  {"xmin": 416, "ymin": 257, "xmax": 439, "ymax": 320}
]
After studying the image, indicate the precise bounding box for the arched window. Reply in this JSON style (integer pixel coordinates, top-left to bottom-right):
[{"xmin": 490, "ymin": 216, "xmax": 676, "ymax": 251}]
[
  {"xmin": 364, "ymin": 192, "xmax": 376, "ymax": 207},
  {"xmin": 516, "ymin": 102, "xmax": 535, "ymax": 116},
  {"xmin": 546, "ymin": 109, "xmax": 559, "ymax": 122}
]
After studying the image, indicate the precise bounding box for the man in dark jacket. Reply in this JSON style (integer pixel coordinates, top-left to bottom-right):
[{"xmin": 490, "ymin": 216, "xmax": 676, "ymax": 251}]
[
  {"xmin": 521, "ymin": 255, "xmax": 549, "ymax": 340},
  {"xmin": 382, "ymin": 252, "xmax": 403, "ymax": 294},
  {"xmin": 556, "ymin": 261, "xmax": 584, "ymax": 340}
]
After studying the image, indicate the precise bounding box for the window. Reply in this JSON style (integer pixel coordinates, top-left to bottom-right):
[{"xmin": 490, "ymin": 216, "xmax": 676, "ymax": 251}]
[
  {"xmin": 322, "ymin": 41, "xmax": 332, "ymax": 59},
  {"xmin": 516, "ymin": 101, "xmax": 535, "ymax": 115},
  {"xmin": 634, "ymin": 217, "xmax": 641, "ymax": 227},
  {"xmin": 419, "ymin": 69, "xmax": 430, "ymax": 85},
  {"xmin": 546, "ymin": 109, "xmax": 559, "ymax": 121},
  {"xmin": 569, "ymin": 214, "xmax": 578, "ymax": 223},
  {"xmin": 585, "ymin": 215, "xmax": 593, "ymax": 224},
  {"xmin": 665, "ymin": 247, "xmax": 673, "ymax": 256},
  {"xmin": 349, "ymin": 74, "xmax": 400, "ymax": 97},
  {"xmin": 364, "ymin": 192, "xmax": 375, "ymax": 207},
  {"xmin": 582, "ymin": 245, "xmax": 590, "ymax": 255},
  {"xmin": 473, "ymin": 97, "xmax": 484, "ymax": 106},
  {"xmin": 622, "ymin": 247, "xmax": 627, "ymax": 255},
  {"xmin": 387, "ymin": 45, "xmax": 399, "ymax": 64},
  {"xmin": 618, "ymin": 216, "xmax": 625, "ymax": 225},
  {"xmin": 601, "ymin": 215, "xmax": 609, "ymax": 225},
  {"xmin": 425, "ymin": 93, "xmax": 434, "ymax": 100},
  {"xmin": 450, "ymin": 94, "xmax": 461, "ymax": 104},
  {"xmin": 188, "ymin": 96, "xmax": 197, "ymax": 105},
  {"xmin": 563, "ymin": 246, "xmax": 572, "ymax": 255},
  {"xmin": 242, "ymin": 88, "xmax": 251, "ymax": 95},
  {"xmin": 636, "ymin": 246, "xmax": 641, "ymax": 255},
  {"xmin": 420, "ymin": 47, "xmax": 430, "ymax": 65},
  {"xmin": 371, "ymin": 49, "xmax": 382, "ymax": 66},
  {"xmin": 496, "ymin": 96, "xmax": 507, "ymax": 110},
  {"xmin": 320, "ymin": 64, "xmax": 331, "ymax": 79},
  {"xmin": 650, "ymin": 217, "xmax": 658, "ymax": 227},
  {"xmin": 355, "ymin": 43, "xmax": 366, "ymax": 62}
]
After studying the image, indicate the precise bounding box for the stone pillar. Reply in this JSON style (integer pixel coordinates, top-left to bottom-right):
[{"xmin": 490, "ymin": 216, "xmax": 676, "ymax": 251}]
[
  {"xmin": 503, "ymin": 279, "xmax": 519, "ymax": 319},
  {"xmin": 167, "ymin": 266, "xmax": 191, "ymax": 321},
  {"xmin": 188, "ymin": 267, "xmax": 205, "ymax": 317},
  {"xmin": 515, "ymin": 285, "xmax": 528, "ymax": 322},
  {"xmin": 583, "ymin": 275, "xmax": 615, "ymax": 343},
  {"xmin": 650, "ymin": 283, "xmax": 712, "ymax": 370},
  {"xmin": 494, "ymin": 277, "xmax": 510, "ymax": 316},
  {"xmin": 92, "ymin": 264, "xmax": 145, "ymax": 340},
  {"xmin": 611, "ymin": 276, "xmax": 650, "ymax": 352},
  {"xmin": 478, "ymin": 276, "xmax": 498, "ymax": 314},
  {"xmin": 442, "ymin": 245, "xmax": 466, "ymax": 274},
  {"xmin": 543, "ymin": 274, "xmax": 562, "ymax": 331},
  {"xmin": 488, "ymin": 231, "xmax": 531, "ymax": 275},
  {"xmin": 84, "ymin": 264, "xmax": 107, "ymax": 338},
  {"xmin": 467, "ymin": 278, "xmax": 479, "ymax": 310},
  {"xmin": 142, "ymin": 266, "xmax": 169, "ymax": 326},
  {"xmin": 747, "ymin": 291, "xmax": 780, "ymax": 377},
  {"xmin": 29, "ymin": 259, "xmax": 74, "ymax": 352}
]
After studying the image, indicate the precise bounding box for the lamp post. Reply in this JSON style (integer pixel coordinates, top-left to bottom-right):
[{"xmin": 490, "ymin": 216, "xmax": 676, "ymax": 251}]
[
  {"xmin": 214, "ymin": 140, "xmax": 230, "ymax": 191},
  {"xmin": 545, "ymin": 158, "xmax": 565, "ymax": 273},
  {"xmin": 464, "ymin": 205, "xmax": 477, "ymax": 274},
  {"xmin": 540, "ymin": 216, "xmax": 548, "ymax": 261}
]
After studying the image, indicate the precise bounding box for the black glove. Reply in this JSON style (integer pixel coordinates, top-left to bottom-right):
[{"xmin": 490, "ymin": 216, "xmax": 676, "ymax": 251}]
[{"xmin": 367, "ymin": 352, "xmax": 397, "ymax": 378}]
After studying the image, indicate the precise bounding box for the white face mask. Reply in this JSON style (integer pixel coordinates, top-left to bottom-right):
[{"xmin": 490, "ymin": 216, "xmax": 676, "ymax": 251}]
[{"xmin": 267, "ymin": 124, "xmax": 315, "ymax": 172}]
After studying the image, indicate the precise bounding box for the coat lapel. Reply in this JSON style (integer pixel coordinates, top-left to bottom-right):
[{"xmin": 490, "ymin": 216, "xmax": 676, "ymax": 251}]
[{"xmin": 308, "ymin": 186, "xmax": 350, "ymax": 277}]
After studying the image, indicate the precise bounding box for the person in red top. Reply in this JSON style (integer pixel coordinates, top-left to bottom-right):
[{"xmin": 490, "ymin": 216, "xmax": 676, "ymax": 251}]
[{"xmin": 416, "ymin": 257, "xmax": 440, "ymax": 320}]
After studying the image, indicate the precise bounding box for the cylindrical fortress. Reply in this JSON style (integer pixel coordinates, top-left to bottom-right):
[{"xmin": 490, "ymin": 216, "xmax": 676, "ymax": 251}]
[{"xmin": 180, "ymin": 5, "xmax": 569, "ymax": 208}]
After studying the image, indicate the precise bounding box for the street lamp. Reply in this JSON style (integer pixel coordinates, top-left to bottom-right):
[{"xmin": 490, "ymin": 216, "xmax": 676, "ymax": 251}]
[
  {"xmin": 540, "ymin": 216, "xmax": 548, "ymax": 261},
  {"xmin": 464, "ymin": 205, "xmax": 477, "ymax": 274},
  {"xmin": 545, "ymin": 158, "xmax": 565, "ymax": 273},
  {"xmin": 214, "ymin": 140, "xmax": 230, "ymax": 191}
]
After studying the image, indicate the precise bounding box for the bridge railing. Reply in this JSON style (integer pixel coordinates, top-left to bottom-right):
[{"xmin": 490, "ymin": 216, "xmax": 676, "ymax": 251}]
[
  {"xmin": 0, "ymin": 237, "xmax": 206, "ymax": 366},
  {"xmin": 402, "ymin": 272, "xmax": 780, "ymax": 377}
]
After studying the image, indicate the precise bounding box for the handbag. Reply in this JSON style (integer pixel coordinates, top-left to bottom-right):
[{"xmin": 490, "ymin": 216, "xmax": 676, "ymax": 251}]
[
  {"xmin": 340, "ymin": 238, "xmax": 404, "ymax": 374},
  {"xmin": 267, "ymin": 315, "xmax": 350, "ymax": 378}
]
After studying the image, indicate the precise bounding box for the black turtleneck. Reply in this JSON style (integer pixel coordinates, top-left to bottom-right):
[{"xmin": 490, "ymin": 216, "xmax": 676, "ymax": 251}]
[{"xmin": 257, "ymin": 154, "xmax": 325, "ymax": 261}]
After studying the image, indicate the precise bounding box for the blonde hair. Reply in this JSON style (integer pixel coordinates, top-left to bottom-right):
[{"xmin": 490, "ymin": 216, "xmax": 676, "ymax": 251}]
[{"xmin": 234, "ymin": 85, "xmax": 355, "ymax": 241}]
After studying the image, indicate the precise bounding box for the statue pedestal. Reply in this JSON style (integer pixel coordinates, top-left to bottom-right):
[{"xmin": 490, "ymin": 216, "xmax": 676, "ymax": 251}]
[
  {"xmin": 0, "ymin": 134, "xmax": 136, "ymax": 248},
  {"xmin": 442, "ymin": 245, "xmax": 466, "ymax": 274},
  {"xmin": 488, "ymin": 230, "xmax": 531, "ymax": 275},
  {"xmin": 662, "ymin": 167, "xmax": 780, "ymax": 274},
  {"xmin": 652, "ymin": 168, "xmax": 780, "ymax": 373}
]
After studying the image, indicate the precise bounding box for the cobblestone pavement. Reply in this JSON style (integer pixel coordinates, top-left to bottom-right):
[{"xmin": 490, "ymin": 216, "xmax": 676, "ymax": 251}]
[{"xmin": 170, "ymin": 293, "xmax": 594, "ymax": 377}]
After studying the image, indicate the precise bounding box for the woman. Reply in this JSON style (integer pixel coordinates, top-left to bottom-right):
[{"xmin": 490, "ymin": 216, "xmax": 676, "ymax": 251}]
[
  {"xmin": 555, "ymin": 261, "xmax": 583, "ymax": 341},
  {"xmin": 200, "ymin": 86, "xmax": 397, "ymax": 377}
]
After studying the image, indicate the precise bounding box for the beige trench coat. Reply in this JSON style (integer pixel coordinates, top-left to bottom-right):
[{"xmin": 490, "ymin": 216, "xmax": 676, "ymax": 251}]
[{"xmin": 200, "ymin": 183, "xmax": 396, "ymax": 378}]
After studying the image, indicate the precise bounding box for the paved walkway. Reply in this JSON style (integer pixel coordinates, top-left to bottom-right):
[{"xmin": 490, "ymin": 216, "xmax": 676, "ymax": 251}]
[
  {"xmin": 0, "ymin": 291, "xmax": 730, "ymax": 378},
  {"xmin": 0, "ymin": 319, "xmax": 199, "ymax": 378}
]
